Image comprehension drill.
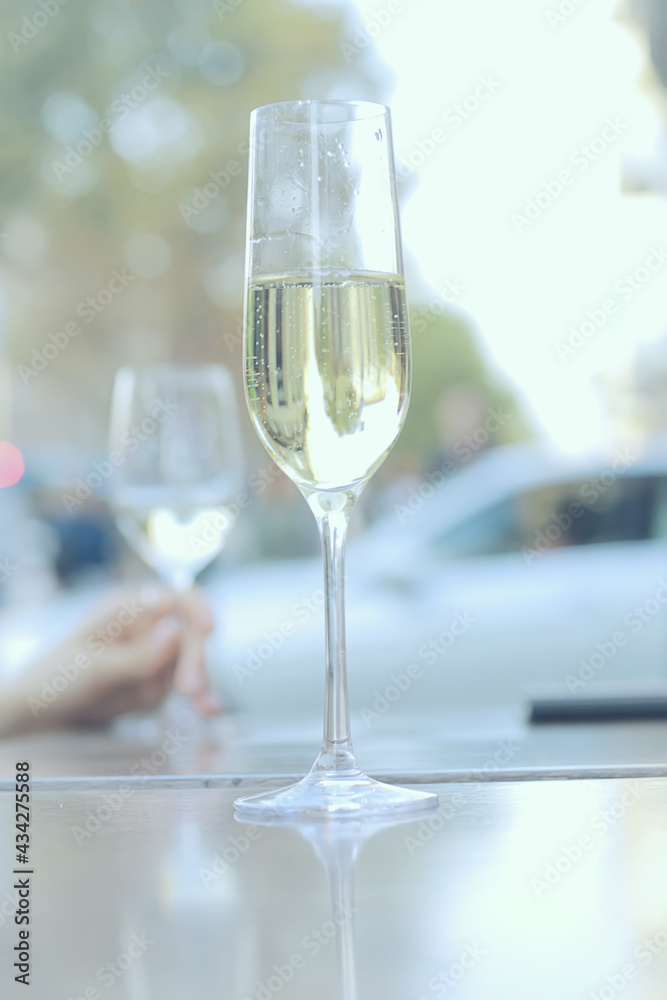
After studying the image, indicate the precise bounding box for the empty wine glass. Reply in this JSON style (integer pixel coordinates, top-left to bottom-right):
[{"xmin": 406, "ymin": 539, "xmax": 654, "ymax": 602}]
[{"xmin": 234, "ymin": 100, "xmax": 439, "ymax": 819}]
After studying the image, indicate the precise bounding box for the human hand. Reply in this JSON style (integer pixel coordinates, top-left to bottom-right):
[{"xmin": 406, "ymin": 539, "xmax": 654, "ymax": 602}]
[{"xmin": 0, "ymin": 585, "xmax": 221, "ymax": 736}]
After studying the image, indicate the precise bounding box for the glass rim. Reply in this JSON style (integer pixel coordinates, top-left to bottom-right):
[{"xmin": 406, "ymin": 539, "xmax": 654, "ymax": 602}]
[
  {"xmin": 115, "ymin": 363, "xmax": 233, "ymax": 377},
  {"xmin": 250, "ymin": 99, "xmax": 390, "ymax": 125},
  {"xmin": 112, "ymin": 363, "xmax": 237, "ymax": 396}
]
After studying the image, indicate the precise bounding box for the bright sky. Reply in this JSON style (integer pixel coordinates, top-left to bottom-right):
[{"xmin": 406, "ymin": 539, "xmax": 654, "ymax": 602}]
[{"xmin": 351, "ymin": 0, "xmax": 667, "ymax": 453}]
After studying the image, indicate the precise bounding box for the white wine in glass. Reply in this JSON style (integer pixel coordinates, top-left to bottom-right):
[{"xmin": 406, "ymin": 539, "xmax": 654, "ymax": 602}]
[
  {"xmin": 109, "ymin": 364, "xmax": 243, "ymax": 591},
  {"xmin": 235, "ymin": 100, "xmax": 438, "ymax": 819}
]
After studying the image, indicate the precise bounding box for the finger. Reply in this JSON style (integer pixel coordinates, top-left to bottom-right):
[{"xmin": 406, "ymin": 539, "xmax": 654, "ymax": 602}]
[
  {"xmin": 170, "ymin": 585, "xmax": 215, "ymax": 633},
  {"xmin": 172, "ymin": 628, "xmax": 203, "ymax": 693},
  {"xmin": 172, "ymin": 628, "xmax": 224, "ymax": 715},
  {"xmin": 192, "ymin": 684, "xmax": 226, "ymax": 717},
  {"xmin": 74, "ymin": 587, "xmax": 161, "ymax": 647},
  {"xmin": 123, "ymin": 585, "xmax": 215, "ymax": 640},
  {"xmin": 79, "ymin": 585, "xmax": 215, "ymax": 646},
  {"xmin": 100, "ymin": 617, "xmax": 183, "ymax": 685}
]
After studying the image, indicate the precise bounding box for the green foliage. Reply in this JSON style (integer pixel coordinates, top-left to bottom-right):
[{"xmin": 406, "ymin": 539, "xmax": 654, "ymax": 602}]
[
  {"xmin": 0, "ymin": 0, "xmax": 527, "ymax": 465},
  {"xmin": 397, "ymin": 306, "xmax": 529, "ymax": 460}
]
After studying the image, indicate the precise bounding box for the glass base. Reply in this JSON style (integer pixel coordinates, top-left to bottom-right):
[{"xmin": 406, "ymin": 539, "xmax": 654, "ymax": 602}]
[{"xmin": 234, "ymin": 756, "xmax": 439, "ymax": 820}]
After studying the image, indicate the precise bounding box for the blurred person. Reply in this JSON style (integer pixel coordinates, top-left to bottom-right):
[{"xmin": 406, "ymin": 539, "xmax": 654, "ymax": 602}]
[{"xmin": 0, "ymin": 584, "xmax": 221, "ymax": 738}]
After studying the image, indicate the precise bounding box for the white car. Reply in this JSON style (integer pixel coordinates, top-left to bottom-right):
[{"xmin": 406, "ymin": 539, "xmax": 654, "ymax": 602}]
[{"xmin": 209, "ymin": 441, "xmax": 667, "ymax": 723}]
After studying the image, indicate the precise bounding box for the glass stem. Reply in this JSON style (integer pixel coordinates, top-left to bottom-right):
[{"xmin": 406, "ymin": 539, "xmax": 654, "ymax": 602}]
[
  {"xmin": 165, "ymin": 567, "xmax": 195, "ymax": 592},
  {"xmin": 320, "ymin": 509, "xmax": 351, "ymax": 751},
  {"xmin": 309, "ymin": 490, "xmax": 359, "ymax": 770}
]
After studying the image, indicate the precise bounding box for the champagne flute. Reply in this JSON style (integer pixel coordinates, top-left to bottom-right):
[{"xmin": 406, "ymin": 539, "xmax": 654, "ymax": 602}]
[
  {"xmin": 108, "ymin": 364, "xmax": 243, "ymax": 592},
  {"xmin": 235, "ymin": 100, "xmax": 438, "ymax": 818}
]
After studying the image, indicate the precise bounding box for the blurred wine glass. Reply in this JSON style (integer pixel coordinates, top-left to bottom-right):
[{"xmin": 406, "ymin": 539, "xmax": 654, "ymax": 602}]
[
  {"xmin": 108, "ymin": 364, "xmax": 243, "ymax": 591},
  {"xmin": 108, "ymin": 364, "xmax": 243, "ymax": 730}
]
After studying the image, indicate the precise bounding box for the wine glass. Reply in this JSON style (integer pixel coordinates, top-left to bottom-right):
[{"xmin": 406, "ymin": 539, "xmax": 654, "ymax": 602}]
[
  {"xmin": 235, "ymin": 100, "xmax": 439, "ymax": 819},
  {"xmin": 108, "ymin": 364, "xmax": 243, "ymax": 592}
]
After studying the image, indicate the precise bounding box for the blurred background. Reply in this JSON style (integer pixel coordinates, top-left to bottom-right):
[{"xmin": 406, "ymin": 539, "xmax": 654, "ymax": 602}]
[{"xmin": 1, "ymin": 0, "xmax": 667, "ymax": 726}]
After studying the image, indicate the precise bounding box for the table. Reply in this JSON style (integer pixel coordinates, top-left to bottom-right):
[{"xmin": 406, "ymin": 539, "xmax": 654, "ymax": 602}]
[
  {"xmin": 1, "ymin": 714, "xmax": 667, "ymax": 999},
  {"xmin": 1, "ymin": 708, "xmax": 667, "ymax": 783}
]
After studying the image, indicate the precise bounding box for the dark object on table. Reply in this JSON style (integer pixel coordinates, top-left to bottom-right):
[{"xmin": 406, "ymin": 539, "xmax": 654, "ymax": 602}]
[{"xmin": 529, "ymin": 694, "xmax": 667, "ymax": 723}]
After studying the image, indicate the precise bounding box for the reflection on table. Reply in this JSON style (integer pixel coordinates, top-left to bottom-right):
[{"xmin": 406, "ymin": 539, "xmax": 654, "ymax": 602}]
[{"xmin": 1, "ymin": 776, "xmax": 667, "ymax": 998}]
